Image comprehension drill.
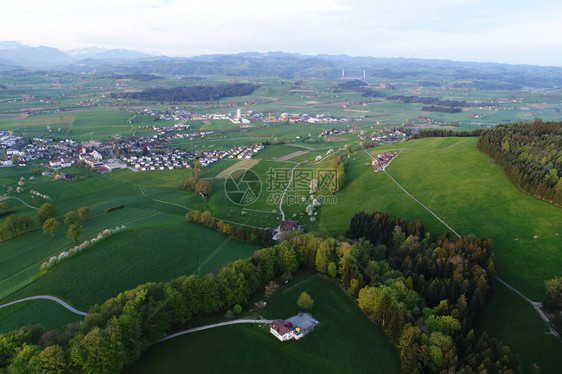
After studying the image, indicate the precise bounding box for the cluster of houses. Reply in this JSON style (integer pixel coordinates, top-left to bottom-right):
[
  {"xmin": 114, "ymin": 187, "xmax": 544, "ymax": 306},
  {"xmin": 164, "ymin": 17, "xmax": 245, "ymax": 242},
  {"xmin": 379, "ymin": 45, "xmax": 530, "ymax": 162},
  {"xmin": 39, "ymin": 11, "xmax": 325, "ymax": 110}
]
[
  {"xmin": 367, "ymin": 128, "xmax": 408, "ymax": 144},
  {"xmin": 152, "ymin": 121, "xmax": 215, "ymax": 141},
  {"xmin": 197, "ymin": 144, "xmax": 264, "ymax": 167},
  {"xmin": 1, "ymin": 134, "xmax": 79, "ymax": 167},
  {"xmin": 124, "ymin": 149, "xmax": 193, "ymax": 171},
  {"xmin": 136, "ymin": 108, "xmax": 350, "ymax": 126},
  {"xmin": 270, "ymin": 312, "xmax": 319, "ymax": 342},
  {"xmin": 371, "ymin": 152, "xmax": 397, "ymax": 172},
  {"xmin": 319, "ymin": 128, "xmax": 359, "ymax": 137}
]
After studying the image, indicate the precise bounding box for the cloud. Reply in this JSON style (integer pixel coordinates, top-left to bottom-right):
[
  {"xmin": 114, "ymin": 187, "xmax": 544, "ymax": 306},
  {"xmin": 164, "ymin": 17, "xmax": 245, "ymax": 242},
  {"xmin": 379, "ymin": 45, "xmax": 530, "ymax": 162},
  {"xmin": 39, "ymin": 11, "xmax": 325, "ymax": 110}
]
[{"xmin": 0, "ymin": 0, "xmax": 560, "ymax": 65}]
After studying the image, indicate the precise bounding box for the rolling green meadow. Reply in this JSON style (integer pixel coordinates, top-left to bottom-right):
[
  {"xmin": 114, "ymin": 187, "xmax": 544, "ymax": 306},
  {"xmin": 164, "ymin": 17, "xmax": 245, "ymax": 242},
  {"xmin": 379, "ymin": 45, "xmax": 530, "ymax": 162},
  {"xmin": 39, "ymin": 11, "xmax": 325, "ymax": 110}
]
[
  {"xmin": 316, "ymin": 137, "xmax": 562, "ymax": 371},
  {"xmin": 127, "ymin": 273, "xmax": 401, "ymax": 374}
]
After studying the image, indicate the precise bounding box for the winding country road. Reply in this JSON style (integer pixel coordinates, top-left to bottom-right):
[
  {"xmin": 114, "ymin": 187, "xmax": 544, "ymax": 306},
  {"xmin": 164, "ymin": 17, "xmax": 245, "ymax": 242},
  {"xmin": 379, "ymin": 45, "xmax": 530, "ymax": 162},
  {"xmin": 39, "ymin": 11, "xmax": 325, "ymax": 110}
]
[
  {"xmin": 0, "ymin": 295, "xmax": 88, "ymax": 316},
  {"xmin": 153, "ymin": 319, "xmax": 273, "ymax": 344},
  {"xmin": 0, "ymin": 196, "xmax": 39, "ymax": 210},
  {"xmin": 367, "ymin": 148, "xmax": 559, "ymax": 338}
]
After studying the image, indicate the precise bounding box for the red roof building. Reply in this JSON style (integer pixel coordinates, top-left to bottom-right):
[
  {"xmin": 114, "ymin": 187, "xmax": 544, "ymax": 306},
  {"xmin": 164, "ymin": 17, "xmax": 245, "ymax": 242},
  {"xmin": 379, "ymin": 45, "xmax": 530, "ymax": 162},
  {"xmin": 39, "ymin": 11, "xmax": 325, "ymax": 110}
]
[{"xmin": 270, "ymin": 319, "xmax": 295, "ymax": 341}]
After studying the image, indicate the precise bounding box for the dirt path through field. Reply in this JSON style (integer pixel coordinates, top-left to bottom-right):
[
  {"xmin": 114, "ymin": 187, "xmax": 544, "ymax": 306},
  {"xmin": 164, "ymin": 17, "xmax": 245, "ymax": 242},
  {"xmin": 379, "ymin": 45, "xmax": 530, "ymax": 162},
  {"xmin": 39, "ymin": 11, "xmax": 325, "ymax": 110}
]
[
  {"xmin": 368, "ymin": 148, "xmax": 560, "ymax": 338},
  {"xmin": 275, "ymin": 150, "xmax": 308, "ymax": 162}
]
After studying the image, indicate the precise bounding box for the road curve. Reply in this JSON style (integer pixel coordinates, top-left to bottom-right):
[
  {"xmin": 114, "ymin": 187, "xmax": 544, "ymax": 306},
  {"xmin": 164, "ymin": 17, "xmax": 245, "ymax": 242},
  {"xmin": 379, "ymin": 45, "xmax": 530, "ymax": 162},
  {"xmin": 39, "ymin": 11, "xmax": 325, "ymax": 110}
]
[
  {"xmin": 0, "ymin": 295, "xmax": 88, "ymax": 316},
  {"xmin": 0, "ymin": 196, "xmax": 39, "ymax": 210},
  {"xmin": 153, "ymin": 319, "xmax": 273, "ymax": 345}
]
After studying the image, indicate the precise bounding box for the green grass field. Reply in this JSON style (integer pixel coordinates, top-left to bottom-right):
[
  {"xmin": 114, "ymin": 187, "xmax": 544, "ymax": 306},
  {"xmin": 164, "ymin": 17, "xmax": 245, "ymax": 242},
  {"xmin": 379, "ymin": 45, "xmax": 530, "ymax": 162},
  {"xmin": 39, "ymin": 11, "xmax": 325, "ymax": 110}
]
[
  {"xmin": 3, "ymin": 216, "xmax": 260, "ymax": 311},
  {"xmin": 316, "ymin": 137, "xmax": 562, "ymax": 372},
  {"xmin": 0, "ymin": 299, "xmax": 82, "ymax": 334},
  {"xmin": 478, "ymin": 280, "xmax": 562, "ymax": 374},
  {"xmin": 127, "ymin": 273, "xmax": 401, "ymax": 374},
  {"xmin": 0, "ymin": 166, "xmax": 266, "ymax": 331}
]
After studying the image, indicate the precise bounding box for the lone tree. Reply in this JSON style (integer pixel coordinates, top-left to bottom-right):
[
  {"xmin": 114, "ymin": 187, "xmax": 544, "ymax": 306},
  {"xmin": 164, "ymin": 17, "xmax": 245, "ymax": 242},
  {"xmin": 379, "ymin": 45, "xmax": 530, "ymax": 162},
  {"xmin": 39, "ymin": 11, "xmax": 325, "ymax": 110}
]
[
  {"xmin": 297, "ymin": 291, "xmax": 314, "ymax": 310},
  {"xmin": 0, "ymin": 201, "xmax": 7, "ymax": 211},
  {"xmin": 78, "ymin": 206, "xmax": 90, "ymax": 221},
  {"xmin": 64, "ymin": 211, "xmax": 79, "ymax": 225},
  {"xmin": 43, "ymin": 217, "xmax": 59, "ymax": 237},
  {"xmin": 66, "ymin": 224, "xmax": 83, "ymax": 244},
  {"xmin": 37, "ymin": 203, "xmax": 56, "ymax": 223}
]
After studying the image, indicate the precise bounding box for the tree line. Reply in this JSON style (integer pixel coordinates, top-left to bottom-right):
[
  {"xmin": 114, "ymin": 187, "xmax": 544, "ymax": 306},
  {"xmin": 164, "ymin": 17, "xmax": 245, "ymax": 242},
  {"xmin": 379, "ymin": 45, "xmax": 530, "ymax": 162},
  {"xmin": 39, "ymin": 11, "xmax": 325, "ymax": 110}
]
[
  {"xmin": 114, "ymin": 83, "xmax": 259, "ymax": 103},
  {"xmin": 330, "ymin": 154, "xmax": 347, "ymax": 193},
  {"xmin": 411, "ymin": 129, "xmax": 484, "ymax": 139},
  {"xmin": 386, "ymin": 95, "xmax": 475, "ymax": 108},
  {"xmin": 0, "ymin": 211, "xmax": 523, "ymax": 373},
  {"xmin": 185, "ymin": 210, "xmax": 274, "ymax": 246},
  {"xmin": 477, "ymin": 119, "xmax": 562, "ymax": 205}
]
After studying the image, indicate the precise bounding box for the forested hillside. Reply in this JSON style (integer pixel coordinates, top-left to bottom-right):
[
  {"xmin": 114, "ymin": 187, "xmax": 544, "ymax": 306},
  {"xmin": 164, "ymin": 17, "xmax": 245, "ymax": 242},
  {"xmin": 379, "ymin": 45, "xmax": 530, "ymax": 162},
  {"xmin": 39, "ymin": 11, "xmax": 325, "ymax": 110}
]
[
  {"xmin": 477, "ymin": 120, "xmax": 562, "ymax": 205},
  {"xmin": 116, "ymin": 83, "xmax": 258, "ymax": 102}
]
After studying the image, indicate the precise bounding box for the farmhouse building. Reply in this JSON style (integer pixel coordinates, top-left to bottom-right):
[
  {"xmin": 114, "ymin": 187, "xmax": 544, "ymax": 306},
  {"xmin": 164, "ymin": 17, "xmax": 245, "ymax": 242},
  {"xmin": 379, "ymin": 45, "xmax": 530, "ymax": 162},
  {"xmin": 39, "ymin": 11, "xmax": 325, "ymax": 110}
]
[
  {"xmin": 269, "ymin": 312, "xmax": 319, "ymax": 342},
  {"xmin": 279, "ymin": 220, "xmax": 301, "ymax": 231}
]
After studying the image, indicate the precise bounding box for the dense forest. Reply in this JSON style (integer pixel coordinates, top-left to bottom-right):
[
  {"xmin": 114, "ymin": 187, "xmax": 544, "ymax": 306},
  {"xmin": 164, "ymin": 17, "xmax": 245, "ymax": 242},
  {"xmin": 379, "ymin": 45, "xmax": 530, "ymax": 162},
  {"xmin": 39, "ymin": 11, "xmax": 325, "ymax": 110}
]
[
  {"xmin": 114, "ymin": 83, "xmax": 259, "ymax": 102},
  {"xmin": 421, "ymin": 105, "xmax": 462, "ymax": 113},
  {"xmin": 0, "ymin": 211, "xmax": 522, "ymax": 373},
  {"xmin": 345, "ymin": 211, "xmax": 518, "ymax": 372},
  {"xmin": 411, "ymin": 129, "xmax": 483, "ymax": 139},
  {"xmin": 386, "ymin": 95, "xmax": 474, "ymax": 108},
  {"xmin": 336, "ymin": 80, "xmax": 386, "ymax": 98},
  {"xmin": 477, "ymin": 120, "xmax": 562, "ymax": 205}
]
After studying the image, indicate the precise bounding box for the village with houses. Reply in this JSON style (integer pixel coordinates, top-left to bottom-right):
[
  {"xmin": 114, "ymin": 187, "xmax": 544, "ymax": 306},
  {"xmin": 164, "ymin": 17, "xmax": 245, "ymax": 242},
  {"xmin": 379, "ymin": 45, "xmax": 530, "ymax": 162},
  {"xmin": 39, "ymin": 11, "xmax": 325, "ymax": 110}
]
[
  {"xmin": 137, "ymin": 107, "xmax": 352, "ymax": 125},
  {"xmin": 0, "ymin": 107, "xmax": 412, "ymax": 179}
]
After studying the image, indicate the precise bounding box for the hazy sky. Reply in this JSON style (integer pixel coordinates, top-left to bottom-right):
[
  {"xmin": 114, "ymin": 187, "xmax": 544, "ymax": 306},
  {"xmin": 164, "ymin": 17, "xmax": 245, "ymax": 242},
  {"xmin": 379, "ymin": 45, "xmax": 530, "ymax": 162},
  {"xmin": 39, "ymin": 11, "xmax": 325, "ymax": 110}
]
[{"xmin": 2, "ymin": 0, "xmax": 561, "ymax": 65}]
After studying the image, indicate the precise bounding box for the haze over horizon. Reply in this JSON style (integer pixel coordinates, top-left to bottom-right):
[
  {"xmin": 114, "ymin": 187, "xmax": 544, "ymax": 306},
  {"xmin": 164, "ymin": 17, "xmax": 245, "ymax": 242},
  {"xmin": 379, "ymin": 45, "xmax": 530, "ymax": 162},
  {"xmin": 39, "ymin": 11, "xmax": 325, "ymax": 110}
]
[{"xmin": 2, "ymin": 0, "xmax": 561, "ymax": 67}]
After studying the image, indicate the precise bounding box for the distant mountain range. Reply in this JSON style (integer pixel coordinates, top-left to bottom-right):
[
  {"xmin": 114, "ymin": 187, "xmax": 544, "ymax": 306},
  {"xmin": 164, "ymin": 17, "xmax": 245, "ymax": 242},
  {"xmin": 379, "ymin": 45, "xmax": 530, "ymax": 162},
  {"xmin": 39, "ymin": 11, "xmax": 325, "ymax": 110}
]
[
  {"xmin": 1, "ymin": 41, "xmax": 561, "ymax": 89},
  {"xmin": 0, "ymin": 41, "xmax": 150, "ymax": 67}
]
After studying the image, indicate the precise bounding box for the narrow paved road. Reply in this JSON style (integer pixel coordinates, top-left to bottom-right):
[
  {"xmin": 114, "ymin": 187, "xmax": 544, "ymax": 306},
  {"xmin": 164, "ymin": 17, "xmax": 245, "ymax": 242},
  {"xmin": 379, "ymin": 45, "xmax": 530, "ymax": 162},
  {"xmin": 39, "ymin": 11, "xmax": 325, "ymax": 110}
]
[
  {"xmin": 384, "ymin": 168, "xmax": 462, "ymax": 239},
  {"xmin": 279, "ymin": 164, "xmax": 299, "ymax": 221},
  {"xmin": 371, "ymin": 148, "xmax": 559, "ymax": 338},
  {"xmin": 153, "ymin": 319, "xmax": 273, "ymax": 344},
  {"xmin": 496, "ymin": 277, "xmax": 559, "ymax": 338},
  {"xmin": 0, "ymin": 295, "xmax": 88, "ymax": 316},
  {"xmin": 278, "ymin": 151, "xmax": 337, "ymax": 221},
  {"xmin": 0, "ymin": 196, "xmax": 39, "ymax": 210}
]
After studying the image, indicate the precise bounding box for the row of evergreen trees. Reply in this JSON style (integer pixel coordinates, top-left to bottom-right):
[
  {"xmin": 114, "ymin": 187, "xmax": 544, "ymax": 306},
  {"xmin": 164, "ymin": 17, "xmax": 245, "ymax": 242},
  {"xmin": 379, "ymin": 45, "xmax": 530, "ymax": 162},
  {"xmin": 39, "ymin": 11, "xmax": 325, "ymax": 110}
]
[
  {"xmin": 411, "ymin": 129, "xmax": 483, "ymax": 139},
  {"xmin": 477, "ymin": 120, "xmax": 562, "ymax": 205}
]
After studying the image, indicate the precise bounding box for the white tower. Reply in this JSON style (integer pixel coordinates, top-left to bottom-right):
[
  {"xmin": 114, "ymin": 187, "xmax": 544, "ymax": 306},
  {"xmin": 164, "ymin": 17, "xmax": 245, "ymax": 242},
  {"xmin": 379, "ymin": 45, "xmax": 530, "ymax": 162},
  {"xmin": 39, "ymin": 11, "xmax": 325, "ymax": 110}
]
[{"xmin": 237, "ymin": 108, "xmax": 241, "ymax": 119}]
